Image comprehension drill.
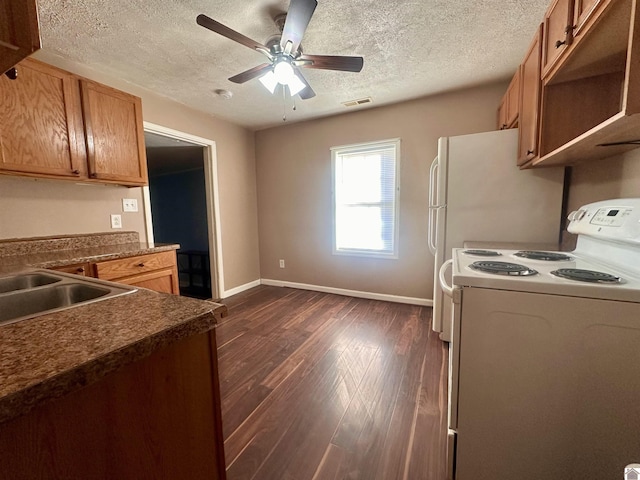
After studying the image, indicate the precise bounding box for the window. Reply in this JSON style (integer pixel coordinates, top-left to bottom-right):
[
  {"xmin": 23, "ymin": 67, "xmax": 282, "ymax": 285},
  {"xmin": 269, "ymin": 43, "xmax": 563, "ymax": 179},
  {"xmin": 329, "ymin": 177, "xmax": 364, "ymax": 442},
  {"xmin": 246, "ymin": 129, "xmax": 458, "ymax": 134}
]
[{"xmin": 331, "ymin": 139, "xmax": 400, "ymax": 258}]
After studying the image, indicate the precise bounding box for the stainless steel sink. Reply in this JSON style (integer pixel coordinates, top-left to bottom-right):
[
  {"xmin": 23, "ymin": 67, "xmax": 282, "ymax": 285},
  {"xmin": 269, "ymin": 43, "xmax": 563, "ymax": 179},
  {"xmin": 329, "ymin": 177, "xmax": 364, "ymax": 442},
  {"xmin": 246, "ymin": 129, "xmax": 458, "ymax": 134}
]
[
  {"xmin": 0, "ymin": 273, "xmax": 61, "ymax": 294},
  {"xmin": 0, "ymin": 270, "xmax": 137, "ymax": 326}
]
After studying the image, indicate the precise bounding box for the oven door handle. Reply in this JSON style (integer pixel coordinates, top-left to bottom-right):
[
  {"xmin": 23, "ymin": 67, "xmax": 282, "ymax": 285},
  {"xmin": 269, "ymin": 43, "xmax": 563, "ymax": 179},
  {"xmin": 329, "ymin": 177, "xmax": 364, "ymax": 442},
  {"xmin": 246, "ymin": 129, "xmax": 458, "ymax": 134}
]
[{"xmin": 439, "ymin": 259, "xmax": 454, "ymax": 297}]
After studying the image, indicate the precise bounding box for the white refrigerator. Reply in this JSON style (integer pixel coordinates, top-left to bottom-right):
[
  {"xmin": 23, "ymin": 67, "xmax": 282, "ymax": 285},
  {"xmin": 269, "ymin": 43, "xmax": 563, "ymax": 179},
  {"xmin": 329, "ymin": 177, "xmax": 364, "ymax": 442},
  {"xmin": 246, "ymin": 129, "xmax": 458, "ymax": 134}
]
[{"xmin": 428, "ymin": 129, "xmax": 565, "ymax": 342}]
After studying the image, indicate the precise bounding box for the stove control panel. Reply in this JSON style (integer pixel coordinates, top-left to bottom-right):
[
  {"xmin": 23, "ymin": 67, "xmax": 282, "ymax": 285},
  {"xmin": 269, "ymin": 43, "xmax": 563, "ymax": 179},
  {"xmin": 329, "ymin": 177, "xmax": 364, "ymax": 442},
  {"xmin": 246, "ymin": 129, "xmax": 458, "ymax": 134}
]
[
  {"xmin": 568, "ymin": 198, "xmax": 640, "ymax": 243},
  {"xmin": 590, "ymin": 207, "xmax": 632, "ymax": 227}
]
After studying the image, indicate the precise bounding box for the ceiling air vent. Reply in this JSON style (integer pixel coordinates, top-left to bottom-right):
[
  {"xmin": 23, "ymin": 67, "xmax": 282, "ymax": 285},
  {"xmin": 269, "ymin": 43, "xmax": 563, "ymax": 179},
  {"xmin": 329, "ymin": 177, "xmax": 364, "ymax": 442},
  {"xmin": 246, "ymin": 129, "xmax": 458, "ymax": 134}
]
[{"xmin": 342, "ymin": 97, "xmax": 373, "ymax": 107}]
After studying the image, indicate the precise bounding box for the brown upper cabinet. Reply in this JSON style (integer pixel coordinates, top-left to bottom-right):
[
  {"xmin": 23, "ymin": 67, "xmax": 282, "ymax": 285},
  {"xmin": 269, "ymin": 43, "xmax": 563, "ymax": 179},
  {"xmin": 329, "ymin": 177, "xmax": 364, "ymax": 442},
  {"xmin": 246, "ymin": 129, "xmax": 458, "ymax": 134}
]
[
  {"xmin": 0, "ymin": 60, "xmax": 87, "ymax": 178},
  {"xmin": 504, "ymin": 0, "xmax": 640, "ymax": 168},
  {"xmin": 0, "ymin": 58, "xmax": 148, "ymax": 186},
  {"xmin": 536, "ymin": 0, "xmax": 640, "ymax": 166},
  {"xmin": 517, "ymin": 26, "xmax": 543, "ymax": 166},
  {"xmin": 81, "ymin": 81, "xmax": 148, "ymax": 185},
  {"xmin": 497, "ymin": 68, "xmax": 521, "ymax": 130},
  {"xmin": 542, "ymin": 0, "xmax": 574, "ymax": 77},
  {"xmin": 573, "ymin": 0, "xmax": 605, "ymax": 36},
  {"xmin": 0, "ymin": 0, "xmax": 40, "ymax": 75}
]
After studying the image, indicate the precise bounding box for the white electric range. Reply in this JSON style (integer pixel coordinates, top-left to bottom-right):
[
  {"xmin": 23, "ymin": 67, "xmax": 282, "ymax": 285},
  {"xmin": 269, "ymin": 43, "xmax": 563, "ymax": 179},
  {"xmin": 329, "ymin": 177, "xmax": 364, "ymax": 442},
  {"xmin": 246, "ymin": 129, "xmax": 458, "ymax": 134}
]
[{"xmin": 440, "ymin": 198, "xmax": 640, "ymax": 480}]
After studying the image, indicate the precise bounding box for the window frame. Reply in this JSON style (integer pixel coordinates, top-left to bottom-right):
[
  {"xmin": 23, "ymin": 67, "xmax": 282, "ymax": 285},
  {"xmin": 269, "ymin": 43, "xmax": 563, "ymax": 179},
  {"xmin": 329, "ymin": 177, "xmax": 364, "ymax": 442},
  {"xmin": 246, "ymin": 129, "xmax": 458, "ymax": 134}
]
[{"xmin": 331, "ymin": 138, "xmax": 401, "ymax": 259}]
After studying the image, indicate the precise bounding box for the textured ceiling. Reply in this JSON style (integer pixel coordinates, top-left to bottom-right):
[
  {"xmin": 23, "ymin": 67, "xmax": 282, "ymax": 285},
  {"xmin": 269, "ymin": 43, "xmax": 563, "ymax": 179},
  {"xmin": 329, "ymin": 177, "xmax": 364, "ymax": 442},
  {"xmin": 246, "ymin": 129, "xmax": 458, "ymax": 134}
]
[{"xmin": 36, "ymin": 0, "xmax": 550, "ymax": 130}]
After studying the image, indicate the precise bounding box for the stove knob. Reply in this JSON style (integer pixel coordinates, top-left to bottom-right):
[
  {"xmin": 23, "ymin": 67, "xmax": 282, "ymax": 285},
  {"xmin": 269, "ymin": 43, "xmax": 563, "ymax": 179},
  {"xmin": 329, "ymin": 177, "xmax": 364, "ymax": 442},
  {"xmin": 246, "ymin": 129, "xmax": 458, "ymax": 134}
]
[{"xmin": 569, "ymin": 210, "xmax": 586, "ymax": 221}]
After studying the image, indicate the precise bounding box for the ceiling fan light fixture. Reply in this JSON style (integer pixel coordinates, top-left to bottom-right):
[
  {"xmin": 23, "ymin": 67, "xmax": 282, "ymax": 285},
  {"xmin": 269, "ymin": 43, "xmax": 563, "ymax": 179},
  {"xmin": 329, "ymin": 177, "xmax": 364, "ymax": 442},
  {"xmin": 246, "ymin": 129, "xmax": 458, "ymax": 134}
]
[
  {"xmin": 288, "ymin": 73, "xmax": 306, "ymax": 96},
  {"xmin": 273, "ymin": 59, "xmax": 295, "ymax": 85},
  {"xmin": 259, "ymin": 70, "xmax": 278, "ymax": 94}
]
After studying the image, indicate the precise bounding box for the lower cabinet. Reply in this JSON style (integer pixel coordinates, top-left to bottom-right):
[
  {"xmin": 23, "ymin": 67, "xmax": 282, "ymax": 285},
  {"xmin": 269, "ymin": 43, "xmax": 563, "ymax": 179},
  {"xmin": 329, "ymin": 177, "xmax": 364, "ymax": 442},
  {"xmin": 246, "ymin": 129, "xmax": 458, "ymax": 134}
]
[
  {"xmin": 94, "ymin": 250, "xmax": 180, "ymax": 294},
  {"xmin": 49, "ymin": 262, "xmax": 91, "ymax": 276},
  {"xmin": 0, "ymin": 330, "xmax": 226, "ymax": 480}
]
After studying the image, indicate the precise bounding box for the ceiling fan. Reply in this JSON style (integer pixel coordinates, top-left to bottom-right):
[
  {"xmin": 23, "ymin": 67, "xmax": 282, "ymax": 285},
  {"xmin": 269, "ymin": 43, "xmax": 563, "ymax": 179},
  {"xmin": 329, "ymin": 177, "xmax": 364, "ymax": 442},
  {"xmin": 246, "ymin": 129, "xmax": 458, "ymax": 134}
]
[{"xmin": 196, "ymin": 0, "xmax": 364, "ymax": 99}]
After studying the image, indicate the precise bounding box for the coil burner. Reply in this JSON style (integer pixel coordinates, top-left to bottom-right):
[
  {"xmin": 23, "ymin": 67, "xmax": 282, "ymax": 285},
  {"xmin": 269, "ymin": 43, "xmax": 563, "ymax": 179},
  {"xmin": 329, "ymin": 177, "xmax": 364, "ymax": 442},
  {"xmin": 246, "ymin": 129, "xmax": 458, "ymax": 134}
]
[
  {"xmin": 514, "ymin": 251, "xmax": 573, "ymax": 261},
  {"xmin": 550, "ymin": 268, "xmax": 622, "ymax": 283},
  {"xmin": 470, "ymin": 261, "xmax": 538, "ymax": 276},
  {"xmin": 462, "ymin": 250, "xmax": 502, "ymax": 257}
]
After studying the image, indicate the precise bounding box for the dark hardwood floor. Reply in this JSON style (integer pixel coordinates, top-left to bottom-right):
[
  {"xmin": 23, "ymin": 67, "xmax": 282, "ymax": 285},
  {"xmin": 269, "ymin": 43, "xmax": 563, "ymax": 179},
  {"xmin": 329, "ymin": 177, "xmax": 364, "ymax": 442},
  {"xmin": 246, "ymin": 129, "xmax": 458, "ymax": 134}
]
[{"xmin": 216, "ymin": 286, "xmax": 448, "ymax": 480}]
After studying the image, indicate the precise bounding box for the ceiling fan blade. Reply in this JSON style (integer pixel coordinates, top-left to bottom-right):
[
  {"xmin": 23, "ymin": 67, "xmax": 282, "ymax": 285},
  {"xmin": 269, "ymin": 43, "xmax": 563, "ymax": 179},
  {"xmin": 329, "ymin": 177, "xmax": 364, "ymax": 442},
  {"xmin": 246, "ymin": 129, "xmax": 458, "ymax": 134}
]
[
  {"xmin": 197, "ymin": 14, "xmax": 269, "ymax": 53},
  {"xmin": 296, "ymin": 70, "xmax": 316, "ymax": 99},
  {"xmin": 228, "ymin": 63, "xmax": 273, "ymax": 84},
  {"xmin": 297, "ymin": 54, "xmax": 364, "ymax": 72},
  {"xmin": 280, "ymin": 0, "xmax": 317, "ymax": 54}
]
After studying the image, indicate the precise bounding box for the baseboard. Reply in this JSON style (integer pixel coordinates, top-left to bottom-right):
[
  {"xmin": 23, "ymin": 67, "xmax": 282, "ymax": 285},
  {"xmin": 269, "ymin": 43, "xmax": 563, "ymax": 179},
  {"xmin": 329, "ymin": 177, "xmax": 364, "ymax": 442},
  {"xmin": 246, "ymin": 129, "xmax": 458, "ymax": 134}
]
[
  {"xmin": 221, "ymin": 279, "xmax": 261, "ymax": 298},
  {"xmin": 260, "ymin": 279, "xmax": 433, "ymax": 306}
]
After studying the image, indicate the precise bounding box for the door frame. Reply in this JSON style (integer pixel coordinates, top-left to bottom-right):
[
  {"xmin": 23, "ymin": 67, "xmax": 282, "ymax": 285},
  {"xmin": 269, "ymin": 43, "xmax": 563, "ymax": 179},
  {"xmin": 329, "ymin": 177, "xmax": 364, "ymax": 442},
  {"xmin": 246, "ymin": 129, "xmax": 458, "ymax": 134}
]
[{"xmin": 142, "ymin": 122, "xmax": 224, "ymax": 299}]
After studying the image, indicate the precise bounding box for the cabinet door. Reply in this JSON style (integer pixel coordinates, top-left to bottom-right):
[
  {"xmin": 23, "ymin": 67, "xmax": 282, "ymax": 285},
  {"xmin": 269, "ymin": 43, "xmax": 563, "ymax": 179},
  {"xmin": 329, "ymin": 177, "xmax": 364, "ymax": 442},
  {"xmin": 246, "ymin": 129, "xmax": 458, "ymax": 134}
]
[
  {"xmin": 497, "ymin": 98, "xmax": 508, "ymax": 130},
  {"xmin": 518, "ymin": 26, "xmax": 543, "ymax": 166},
  {"xmin": 0, "ymin": 59, "xmax": 86, "ymax": 178},
  {"xmin": 0, "ymin": 0, "xmax": 40, "ymax": 75},
  {"xmin": 80, "ymin": 80, "xmax": 148, "ymax": 186},
  {"xmin": 542, "ymin": 0, "xmax": 574, "ymax": 77},
  {"xmin": 506, "ymin": 67, "xmax": 521, "ymax": 127},
  {"xmin": 116, "ymin": 268, "xmax": 180, "ymax": 295},
  {"xmin": 573, "ymin": 0, "xmax": 603, "ymax": 36}
]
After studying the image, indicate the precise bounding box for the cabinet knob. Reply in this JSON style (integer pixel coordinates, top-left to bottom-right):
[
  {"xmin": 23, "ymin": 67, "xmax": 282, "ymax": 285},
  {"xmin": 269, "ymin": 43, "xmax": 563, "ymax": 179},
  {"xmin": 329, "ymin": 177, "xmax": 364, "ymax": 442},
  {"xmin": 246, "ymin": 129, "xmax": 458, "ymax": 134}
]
[
  {"xmin": 527, "ymin": 149, "xmax": 534, "ymax": 156},
  {"xmin": 137, "ymin": 262, "xmax": 145, "ymax": 267},
  {"xmin": 76, "ymin": 267, "xmax": 85, "ymax": 273},
  {"xmin": 501, "ymin": 124, "xmax": 508, "ymax": 130},
  {"xmin": 4, "ymin": 68, "xmax": 18, "ymax": 80},
  {"xmin": 555, "ymin": 40, "xmax": 566, "ymax": 48},
  {"xmin": 72, "ymin": 169, "xmax": 80, "ymax": 175}
]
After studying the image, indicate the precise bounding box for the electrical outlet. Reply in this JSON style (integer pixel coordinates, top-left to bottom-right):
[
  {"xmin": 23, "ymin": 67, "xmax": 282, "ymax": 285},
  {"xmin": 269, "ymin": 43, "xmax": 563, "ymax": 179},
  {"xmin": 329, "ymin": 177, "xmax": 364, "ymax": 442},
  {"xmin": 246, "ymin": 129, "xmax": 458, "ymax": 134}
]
[
  {"xmin": 122, "ymin": 198, "xmax": 138, "ymax": 212},
  {"xmin": 279, "ymin": 259, "xmax": 285, "ymax": 268},
  {"xmin": 111, "ymin": 214, "xmax": 122, "ymax": 229}
]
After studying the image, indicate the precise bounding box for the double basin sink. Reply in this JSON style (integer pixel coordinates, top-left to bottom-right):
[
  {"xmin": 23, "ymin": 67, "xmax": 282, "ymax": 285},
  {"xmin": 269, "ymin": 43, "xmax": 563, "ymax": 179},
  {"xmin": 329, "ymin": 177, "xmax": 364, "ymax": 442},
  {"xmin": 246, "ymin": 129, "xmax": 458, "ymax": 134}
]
[{"xmin": 0, "ymin": 270, "xmax": 137, "ymax": 325}]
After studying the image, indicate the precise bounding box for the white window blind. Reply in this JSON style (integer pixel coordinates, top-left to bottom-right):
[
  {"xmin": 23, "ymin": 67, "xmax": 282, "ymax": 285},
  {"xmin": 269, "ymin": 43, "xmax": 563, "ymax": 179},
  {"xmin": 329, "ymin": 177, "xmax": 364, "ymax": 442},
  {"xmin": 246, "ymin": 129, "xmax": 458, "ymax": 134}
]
[{"xmin": 331, "ymin": 139, "xmax": 400, "ymax": 258}]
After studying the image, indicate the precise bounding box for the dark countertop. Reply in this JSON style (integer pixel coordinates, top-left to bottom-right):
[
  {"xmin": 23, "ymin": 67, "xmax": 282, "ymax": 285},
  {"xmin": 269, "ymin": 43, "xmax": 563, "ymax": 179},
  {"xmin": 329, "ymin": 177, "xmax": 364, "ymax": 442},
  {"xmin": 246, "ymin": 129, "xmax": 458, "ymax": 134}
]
[
  {"xmin": 0, "ymin": 232, "xmax": 225, "ymax": 425},
  {"xmin": 0, "ymin": 287, "xmax": 225, "ymax": 425},
  {"xmin": 0, "ymin": 242, "xmax": 180, "ymax": 275}
]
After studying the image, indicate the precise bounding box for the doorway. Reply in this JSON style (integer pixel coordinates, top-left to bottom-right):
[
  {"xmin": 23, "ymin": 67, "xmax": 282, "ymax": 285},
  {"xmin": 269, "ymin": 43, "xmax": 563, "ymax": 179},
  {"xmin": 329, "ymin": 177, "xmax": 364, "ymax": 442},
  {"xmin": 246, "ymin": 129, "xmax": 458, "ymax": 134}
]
[{"xmin": 142, "ymin": 123, "xmax": 223, "ymax": 300}]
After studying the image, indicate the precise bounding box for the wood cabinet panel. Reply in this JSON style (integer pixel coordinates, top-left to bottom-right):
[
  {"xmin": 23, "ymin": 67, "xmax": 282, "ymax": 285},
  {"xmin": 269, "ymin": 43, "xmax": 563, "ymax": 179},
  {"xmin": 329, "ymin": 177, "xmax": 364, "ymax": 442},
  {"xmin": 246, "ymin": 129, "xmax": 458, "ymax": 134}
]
[
  {"xmin": 518, "ymin": 26, "xmax": 543, "ymax": 166},
  {"xmin": 0, "ymin": 0, "xmax": 40, "ymax": 75},
  {"xmin": 0, "ymin": 330, "xmax": 226, "ymax": 480},
  {"xmin": 573, "ymin": 0, "xmax": 604, "ymax": 35},
  {"xmin": 0, "ymin": 59, "xmax": 86, "ymax": 178},
  {"xmin": 506, "ymin": 67, "xmax": 521, "ymax": 127},
  {"xmin": 542, "ymin": 0, "xmax": 574, "ymax": 76},
  {"xmin": 50, "ymin": 263, "xmax": 93, "ymax": 277},
  {"xmin": 115, "ymin": 268, "xmax": 179, "ymax": 295},
  {"xmin": 81, "ymin": 80, "xmax": 148, "ymax": 186},
  {"xmin": 94, "ymin": 251, "xmax": 180, "ymax": 295},
  {"xmin": 497, "ymin": 68, "xmax": 521, "ymax": 130}
]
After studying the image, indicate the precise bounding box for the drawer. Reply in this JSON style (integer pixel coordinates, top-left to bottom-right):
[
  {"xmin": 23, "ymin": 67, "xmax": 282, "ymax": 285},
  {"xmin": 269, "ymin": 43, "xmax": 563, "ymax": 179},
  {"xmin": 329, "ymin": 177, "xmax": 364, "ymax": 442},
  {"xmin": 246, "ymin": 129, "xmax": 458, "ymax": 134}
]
[
  {"xmin": 49, "ymin": 262, "xmax": 93, "ymax": 277},
  {"xmin": 94, "ymin": 251, "xmax": 176, "ymax": 281}
]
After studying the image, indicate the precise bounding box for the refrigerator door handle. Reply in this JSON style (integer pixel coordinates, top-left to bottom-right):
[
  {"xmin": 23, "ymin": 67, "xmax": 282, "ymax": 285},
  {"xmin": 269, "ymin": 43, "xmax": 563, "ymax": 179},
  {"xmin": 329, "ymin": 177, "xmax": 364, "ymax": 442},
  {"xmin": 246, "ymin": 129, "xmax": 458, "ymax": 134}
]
[
  {"xmin": 447, "ymin": 430, "xmax": 457, "ymax": 480},
  {"xmin": 429, "ymin": 156, "xmax": 439, "ymax": 208},
  {"xmin": 439, "ymin": 259, "xmax": 454, "ymax": 297},
  {"xmin": 428, "ymin": 206, "xmax": 439, "ymax": 255}
]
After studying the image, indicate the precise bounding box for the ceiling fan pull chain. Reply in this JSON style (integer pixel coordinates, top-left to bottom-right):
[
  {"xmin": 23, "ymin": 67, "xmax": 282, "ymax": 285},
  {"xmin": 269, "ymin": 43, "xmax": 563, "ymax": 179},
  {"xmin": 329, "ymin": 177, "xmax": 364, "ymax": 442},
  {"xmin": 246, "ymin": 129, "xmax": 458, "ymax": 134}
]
[{"xmin": 282, "ymin": 84, "xmax": 287, "ymax": 122}]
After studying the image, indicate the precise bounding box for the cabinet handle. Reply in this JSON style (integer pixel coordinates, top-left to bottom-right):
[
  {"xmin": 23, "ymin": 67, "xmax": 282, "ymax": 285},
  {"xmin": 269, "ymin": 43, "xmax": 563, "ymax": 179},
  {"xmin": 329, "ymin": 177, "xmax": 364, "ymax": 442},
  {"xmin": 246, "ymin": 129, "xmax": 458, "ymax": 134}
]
[
  {"xmin": 76, "ymin": 267, "xmax": 85, "ymax": 273},
  {"xmin": 4, "ymin": 68, "xmax": 17, "ymax": 80},
  {"xmin": 72, "ymin": 169, "xmax": 80, "ymax": 175},
  {"xmin": 555, "ymin": 40, "xmax": 566, "ymax": 48},
  {"xmin": 137, "ymin": 263, "xmax": 145, "ymax": 267},
  {"xmin": 501, "ymin": 124, "xmax": 507, "ymax": 130},
  {"xmin": 527, "ymin": 149, "xmax": 534, "ymax": 156}
]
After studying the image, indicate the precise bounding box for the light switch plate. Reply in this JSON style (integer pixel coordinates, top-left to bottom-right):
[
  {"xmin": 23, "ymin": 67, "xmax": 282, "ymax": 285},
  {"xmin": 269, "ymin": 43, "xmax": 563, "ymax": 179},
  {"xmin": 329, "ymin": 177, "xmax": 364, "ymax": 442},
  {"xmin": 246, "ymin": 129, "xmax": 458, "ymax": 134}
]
[
  {"xmin": 122, "ymin": 198, "xmax": 138, "ymax": 212},
  {"xmin": 111, "ymin": 214, "xmax": 122, "ymax": 229}
]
